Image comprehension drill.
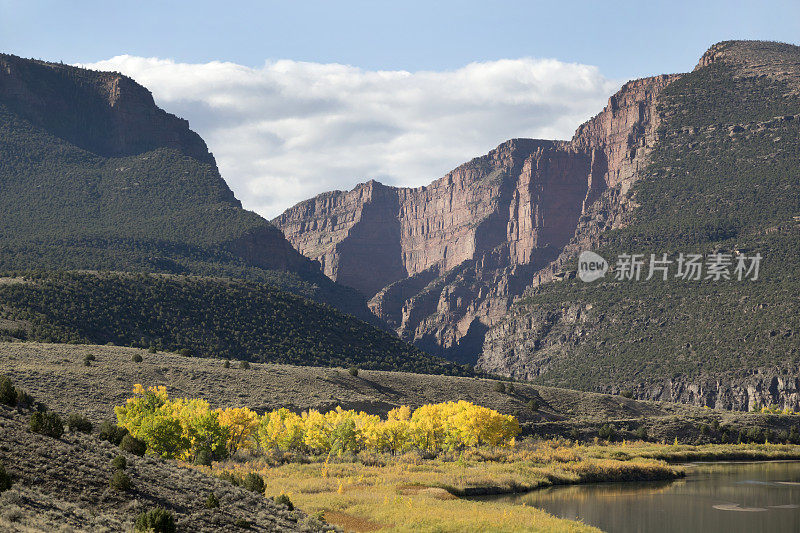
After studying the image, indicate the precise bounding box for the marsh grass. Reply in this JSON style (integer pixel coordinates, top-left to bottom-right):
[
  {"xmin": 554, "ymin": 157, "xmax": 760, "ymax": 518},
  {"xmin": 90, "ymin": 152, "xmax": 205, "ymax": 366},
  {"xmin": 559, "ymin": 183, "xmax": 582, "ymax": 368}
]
[{"xmin": 197, "ymin": 439, "xmax": 688, "ymax": 532}]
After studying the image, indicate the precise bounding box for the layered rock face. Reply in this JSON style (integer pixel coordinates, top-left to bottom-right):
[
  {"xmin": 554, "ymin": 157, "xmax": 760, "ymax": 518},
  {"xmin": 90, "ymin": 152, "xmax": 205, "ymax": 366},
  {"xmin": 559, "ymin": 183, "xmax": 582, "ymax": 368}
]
[{"xmin": 275, "ymin": 73, "xmax": 678, "ymax": 361}]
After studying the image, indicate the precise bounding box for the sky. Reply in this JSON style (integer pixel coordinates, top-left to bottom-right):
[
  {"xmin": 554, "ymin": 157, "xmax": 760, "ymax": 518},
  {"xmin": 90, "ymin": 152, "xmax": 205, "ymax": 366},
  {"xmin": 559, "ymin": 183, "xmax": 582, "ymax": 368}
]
[{"xmin": 2, "ymin": 1, "xmax": 798, "ymax": 217}]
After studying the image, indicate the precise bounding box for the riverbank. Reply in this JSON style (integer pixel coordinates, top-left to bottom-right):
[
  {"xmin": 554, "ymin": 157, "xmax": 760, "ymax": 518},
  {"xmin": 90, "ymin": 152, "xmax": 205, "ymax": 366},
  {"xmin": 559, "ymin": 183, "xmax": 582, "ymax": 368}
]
[
  {"xmin": 587, "ymin": 442, "xmax": 800, "ymax": 463},
  {"xmin": 194, "ymin": 440, "xmax": 686, "ymax": 532}
]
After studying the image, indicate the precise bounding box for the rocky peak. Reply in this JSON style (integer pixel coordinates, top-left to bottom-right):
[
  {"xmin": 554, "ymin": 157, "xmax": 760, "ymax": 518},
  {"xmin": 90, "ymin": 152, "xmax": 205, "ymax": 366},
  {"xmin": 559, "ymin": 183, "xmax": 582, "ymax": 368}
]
[
  {"xmin": 0, "ymin": 53, "xmax": 214, "ymax": 164},
  {"xmin": 694, "ymin": 40, "xmax": 800, "ymax": 86}
]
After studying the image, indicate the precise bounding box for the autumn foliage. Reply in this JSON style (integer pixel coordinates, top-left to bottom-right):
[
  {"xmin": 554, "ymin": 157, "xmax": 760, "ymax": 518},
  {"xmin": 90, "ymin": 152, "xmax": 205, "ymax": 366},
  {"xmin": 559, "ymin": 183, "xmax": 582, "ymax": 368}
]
[{"xmin": 115, "ymin": 385, "xmax": 519, "ymax": 461}]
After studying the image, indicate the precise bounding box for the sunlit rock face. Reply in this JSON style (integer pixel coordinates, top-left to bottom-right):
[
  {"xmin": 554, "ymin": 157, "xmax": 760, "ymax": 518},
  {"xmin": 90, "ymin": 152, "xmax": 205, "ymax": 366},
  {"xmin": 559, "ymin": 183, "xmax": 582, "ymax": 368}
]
[{"xmin": 274, "ymin": 69, "xmax": 677, "ymax": 362}]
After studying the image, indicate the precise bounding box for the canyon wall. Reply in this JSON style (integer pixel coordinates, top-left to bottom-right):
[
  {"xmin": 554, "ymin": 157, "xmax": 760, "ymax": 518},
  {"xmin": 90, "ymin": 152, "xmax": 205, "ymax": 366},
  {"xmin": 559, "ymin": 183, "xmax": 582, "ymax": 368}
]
[{"xmin": 275, "ymin": 74, "xmax": 679, "ymax": 361}]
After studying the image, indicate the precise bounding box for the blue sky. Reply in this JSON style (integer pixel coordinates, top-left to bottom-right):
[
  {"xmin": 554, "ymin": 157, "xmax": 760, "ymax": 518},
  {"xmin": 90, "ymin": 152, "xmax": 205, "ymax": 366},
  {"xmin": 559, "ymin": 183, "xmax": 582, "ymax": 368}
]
[
  {"xmin": 2, "ymin": 1, "xmax": 798, "ymax": 216},
  {"xmin": 3, "ymin": 0, "xmax": 798, "ymax": 79}
]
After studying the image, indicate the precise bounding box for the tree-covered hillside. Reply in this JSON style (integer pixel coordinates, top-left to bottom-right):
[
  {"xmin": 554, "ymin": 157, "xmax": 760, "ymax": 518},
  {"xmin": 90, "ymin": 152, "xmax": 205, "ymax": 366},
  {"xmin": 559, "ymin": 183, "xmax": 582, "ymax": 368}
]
[
  {"xmin": 0, "ymin": 271, "xmax": 469, "ymax": 374},
  {"xmin": 0, "ymin": 53, "xmax": 380, "ymax": 324}
]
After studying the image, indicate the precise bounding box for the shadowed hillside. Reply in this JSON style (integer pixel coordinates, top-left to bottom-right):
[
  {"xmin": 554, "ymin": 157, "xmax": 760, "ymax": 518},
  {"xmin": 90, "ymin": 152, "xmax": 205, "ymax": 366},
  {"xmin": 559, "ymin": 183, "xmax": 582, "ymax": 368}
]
[
  {"xmin": 4, "ymin": 342, "xmax": 798, "ymax": 445},
  {"xmin": 0, "ymin": 272, "xmax": 466, "ymax": 374},
  {"xmin": 0, "ymin": 53, "xmax": 378, "ymax": 325}
]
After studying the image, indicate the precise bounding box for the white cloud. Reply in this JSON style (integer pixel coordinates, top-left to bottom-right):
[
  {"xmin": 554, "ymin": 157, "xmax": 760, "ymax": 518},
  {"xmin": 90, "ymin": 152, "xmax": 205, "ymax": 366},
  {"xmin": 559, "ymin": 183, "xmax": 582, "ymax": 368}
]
[{"xmin": 81, "ymin": 55, "xmax": 619, "ymax": 219}]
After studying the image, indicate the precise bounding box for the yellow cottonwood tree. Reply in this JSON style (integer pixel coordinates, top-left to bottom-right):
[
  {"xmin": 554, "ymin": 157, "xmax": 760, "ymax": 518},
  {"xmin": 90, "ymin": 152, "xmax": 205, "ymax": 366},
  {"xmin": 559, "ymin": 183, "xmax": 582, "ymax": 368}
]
[
  {"xmin": 218, "ymin": 407, "xmax": 260, "ymax": 454},
  {"xmin": 117, "ymin": 388, "xmax": 519, "ymax": 458}
]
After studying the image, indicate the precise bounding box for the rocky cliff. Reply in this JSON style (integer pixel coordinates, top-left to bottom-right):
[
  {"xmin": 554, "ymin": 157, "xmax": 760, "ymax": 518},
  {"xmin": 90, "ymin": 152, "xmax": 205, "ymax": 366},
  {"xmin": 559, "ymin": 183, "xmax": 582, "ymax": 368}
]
[
  {"xmin": 275, "ymin": 72, "xmax": 679, "ymax": 361},
  {"xmin": 276, "ymin": 41, "xmax": 800, "ymax": 411},
  {"xmin": 0, "ymin": 54, "xmax": 214, "ymax": 164},
  {"xmin": 478, "ymin": 40, "xmax": 800, "ymax": 410}
]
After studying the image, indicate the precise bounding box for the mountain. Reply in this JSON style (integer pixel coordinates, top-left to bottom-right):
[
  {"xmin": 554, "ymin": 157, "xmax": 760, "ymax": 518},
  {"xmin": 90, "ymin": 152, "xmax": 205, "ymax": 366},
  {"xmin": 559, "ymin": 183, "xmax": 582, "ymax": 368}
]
[
  {"xmin": 480, "ymin": 40, "xmax": 800, "ymax": 410},
  {"xmin": 0, "ymin": 53, "xmax": 376, "ymax": 323},
  {"xmin": 276, "ymin": 40, "xmax": 800, "ymax": 409},
  {"xmin": 274, "ymin": 69, "xmax": 677, "ymax": 362}
]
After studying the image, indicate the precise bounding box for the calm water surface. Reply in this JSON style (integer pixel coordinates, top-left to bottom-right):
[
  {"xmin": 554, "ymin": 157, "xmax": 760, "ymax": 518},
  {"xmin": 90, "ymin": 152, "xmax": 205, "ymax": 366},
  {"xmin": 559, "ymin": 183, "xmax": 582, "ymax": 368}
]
[{"xmin": 480, "ymin": 461, "xmax": 800, "ymax": 533}]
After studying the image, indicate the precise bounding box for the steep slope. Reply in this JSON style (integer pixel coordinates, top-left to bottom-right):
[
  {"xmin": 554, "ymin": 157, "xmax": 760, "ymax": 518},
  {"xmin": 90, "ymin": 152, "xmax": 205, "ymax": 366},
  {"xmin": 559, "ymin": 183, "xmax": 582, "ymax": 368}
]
[
  {"xmin": 480, "ymin": 41, "xmax": 800, "ymax": 410},
  {"xmin": 0, "ymin": 53, "xmax": 375, "ymax": 323},
  {"xmin": 275, "ymin": 73, "xmax": 678, "ymax": 362},
  {"xmin": 0, "ymin": 272, "xmax": 466, "ymax": 374},
  {"xmin": 0, "ymin": 406, "xmax": 330, "ymax": 532}
]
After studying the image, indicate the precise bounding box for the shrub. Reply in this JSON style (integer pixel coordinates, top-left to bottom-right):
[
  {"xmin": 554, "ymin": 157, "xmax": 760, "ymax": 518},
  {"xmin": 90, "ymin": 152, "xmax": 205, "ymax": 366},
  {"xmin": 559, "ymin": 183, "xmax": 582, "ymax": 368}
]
[
  {"xmin": 242, "ymin": 472, "xmax": 265, "ymax": 494},
  {"xmin": 30, "ymin": 411, "xmax": 64, "ymax": 438},
  {"xmin": 148, "ymin": 345, "xmax": 157, "ymax": 354},
  {"xmin": 746, "ymin": 426, "xmax": 766, "ymax": 443},
  {"xmin": 179, "ymin": 348, "xmax": 192, "ymax": 357},
  {"xmin": 134, "ymin": 507, "xmax": 176, "ymax": 533},
  {"xmin": 635, "ymin": 426, "xmax": 649, "ymax": 441},
  {"xmin": 0, "ymin": 376, "xmax": 17, "ymax": 406},
  {"xmin": 217, "ymin": 471, "xmax": 242, "ymax": 486},
  {"xmin": 109, "ymin": 470, "xmax": 132, "ymax": 491},
  {"xmin": 234, "ymin": 518, "xmax": 251, "ymax": 529},
  {"xmin": 132, "ymin": 353, "xmax": 143, "ymax": 363},
  {"xmin": 99, "ymin": 420, "xmax": 129, "ymax": 445},
  {"xmin": 239, "ymin": 360, "xmax": 250, "ymax": 370},
  {"xmin": 204, "ymin": 491, "xmax": 219, "ymax": 509},
  {"xmin": 15, "ymin": 389, "xmax": 34, "ymax": 409},
  {"xmin": 120, "ymin": 434, "xmax": 147, "ymax": 456},
  {"xmin": 0, "ymin": 463, "xmax": 12, "ymax": 492},
  {"xmin": 194, "ymin": 449, "xmax": 212, "ymax": 466},
  {"xmin": 494, "ymin": 381, "xmax": 506, "ymax": 393},
  {"xmin": 83, "ymin": 353, "xmax": 96, "ymax": 366},
  {"xmin": 224, "ymin": 359, "xmax": 231, "ymax": 369},
  {"xmin": 790, "ymin": 425, "xmax": 800, "ymax": 444},
  {"xmin": 111, "ymin": 455, "xmax": 127, "ymax": 471},
  {"xmin": 527, "ymin": 399, "xmax": 540, "ymax": 412},
  {"xmin": 621, "ymin": 390, "xmax": 634, "ymax": 399},
  {"xmin": 598, "ymin": 423, "xmax": 616, "ymax": 441},
  {"xmin": 67, "ymin": 413, "xmax": 93, "ymax": 433},
  {"xmin": 274, "ymin": 493, "xmax": 293, "ymax": 510},
  {"xmin": 348, "ymin": 366, "xmax": 359, "ymax": 377},
  {"xmin": 738, "ymin": 429, "xmax": 747, "ymax": 443}
]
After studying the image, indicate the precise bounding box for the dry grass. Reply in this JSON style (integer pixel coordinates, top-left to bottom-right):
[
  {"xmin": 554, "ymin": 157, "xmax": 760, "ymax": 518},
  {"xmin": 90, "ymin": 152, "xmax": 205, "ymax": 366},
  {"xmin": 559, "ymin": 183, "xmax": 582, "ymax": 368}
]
[
  {"xmin": 0, "ymin": 341, "xmax": 708, "ymax": 428},
  {"xmin": 588, "ymin": 441, "xmax": 800, "ymax": 462}
]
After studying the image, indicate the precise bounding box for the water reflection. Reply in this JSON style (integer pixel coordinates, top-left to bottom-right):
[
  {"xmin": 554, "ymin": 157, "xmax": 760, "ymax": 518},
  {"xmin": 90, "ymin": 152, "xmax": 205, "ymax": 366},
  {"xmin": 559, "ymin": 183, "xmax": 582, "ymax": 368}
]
[{"xmin": 479, "ymin": 462, "xmax": 800, "ymax": 532}]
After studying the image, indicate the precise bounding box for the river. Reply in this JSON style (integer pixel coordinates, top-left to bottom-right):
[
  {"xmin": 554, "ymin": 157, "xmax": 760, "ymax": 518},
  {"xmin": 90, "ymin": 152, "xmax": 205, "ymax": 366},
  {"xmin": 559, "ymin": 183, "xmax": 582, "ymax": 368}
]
[{"xmin": 478, "ymin": 461, "xmax": 800, "ymax": 532}]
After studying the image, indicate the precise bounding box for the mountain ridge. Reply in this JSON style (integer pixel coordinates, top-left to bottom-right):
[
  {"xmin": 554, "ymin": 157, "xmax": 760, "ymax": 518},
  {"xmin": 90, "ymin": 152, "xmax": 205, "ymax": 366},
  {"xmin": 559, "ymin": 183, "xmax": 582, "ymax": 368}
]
[{"xmin": 0, "ymin": 52, "xmax": 383, "ymax": 325}]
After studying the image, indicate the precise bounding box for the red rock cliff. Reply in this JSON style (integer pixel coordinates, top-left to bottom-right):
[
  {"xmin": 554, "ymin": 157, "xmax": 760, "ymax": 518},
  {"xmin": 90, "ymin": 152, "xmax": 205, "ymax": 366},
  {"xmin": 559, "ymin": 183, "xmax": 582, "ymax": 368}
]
[{"xmin": 274, "ymin": 73, "xmax": 680, "ymax": 361}]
